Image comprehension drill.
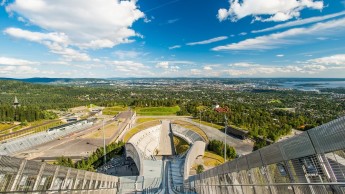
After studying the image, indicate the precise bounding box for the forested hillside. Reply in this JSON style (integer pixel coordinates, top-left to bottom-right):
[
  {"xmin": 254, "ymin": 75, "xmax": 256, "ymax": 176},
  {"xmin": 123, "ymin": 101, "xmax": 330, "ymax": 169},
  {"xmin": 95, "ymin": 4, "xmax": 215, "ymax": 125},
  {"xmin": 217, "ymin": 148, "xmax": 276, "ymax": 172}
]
[{"xmin": 1, "ymin": 80, "xmax": 344, "ymax": 141}]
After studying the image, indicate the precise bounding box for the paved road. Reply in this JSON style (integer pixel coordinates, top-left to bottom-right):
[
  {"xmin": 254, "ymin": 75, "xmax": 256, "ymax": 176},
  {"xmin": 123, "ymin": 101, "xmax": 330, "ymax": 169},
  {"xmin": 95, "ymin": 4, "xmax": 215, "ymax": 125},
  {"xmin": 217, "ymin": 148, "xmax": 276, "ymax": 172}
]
[
  {"xmin": 13, "ymin": 120, "xmax": 114, "ymax": 160},
  {"xmin": 13, "ymin": 111, "xmax": 134, "ymax": 161},
  {"xmin": 136, "ymin": 116, "xmax": 191, "ymax": 119},
  {"xmin": 183, "ymin": 118, "xmax": 254, "ymax": 155}
]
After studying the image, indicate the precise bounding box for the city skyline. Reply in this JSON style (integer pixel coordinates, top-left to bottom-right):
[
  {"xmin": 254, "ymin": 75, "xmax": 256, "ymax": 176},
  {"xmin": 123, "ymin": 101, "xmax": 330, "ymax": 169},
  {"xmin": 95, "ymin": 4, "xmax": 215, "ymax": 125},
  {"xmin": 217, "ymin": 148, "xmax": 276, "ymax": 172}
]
[{"xmin": 1, "ymin": 0, "xmax": 345, "ymax": 78}]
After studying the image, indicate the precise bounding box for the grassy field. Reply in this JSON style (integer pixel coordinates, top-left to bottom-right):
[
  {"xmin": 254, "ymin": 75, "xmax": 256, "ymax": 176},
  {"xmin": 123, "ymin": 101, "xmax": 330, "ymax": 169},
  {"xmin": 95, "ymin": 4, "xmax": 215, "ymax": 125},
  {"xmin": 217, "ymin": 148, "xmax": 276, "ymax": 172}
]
[
  {"xmin": 103, "ymin": 106, "xmax": 127, "ymax": 115},
  {"xmin": 123, "ymin": 120, "xmax": 161, "ymax": 142},
  {"xmin": 269, "ymin": 99, "xmax": 282, "ymax": 103},
  {"xmin": 0, "ymin": 120, "xmax": 63, "ymax": 141},
  {"xmin": 172, "ymin": 120, "xmax": 208, "ymax": 142},
  {"xmin": 192, "ymin": 119, "xmax": 223, "ymax": 130},
  {"xmin": 0, "ymin": 119, "xmax": 61, "ymax": 135},
  {"xmin": 274, "ymin": 107, "xmax": 296, "ymax": 112},
  {"xmin": 85, "ymin": 122, "xmax": 118, "ymax": 139},
  {"xmin": 136, "ymin": 118, "xmax": 160, "ymax": 124},
  {"xmin": 0, "ymin": 123, "xmax": 15, "ymax": 132},
  {"xmin": 135, "ymin": 106, "xmax": 180, "ymax": 116},
  {"xmin": 203, "ymin": 151, "xmax": 224, "ymax": 167},
  {"xmin": 173, "ymin": 136, "xmax": 190, "ymax": 154}
]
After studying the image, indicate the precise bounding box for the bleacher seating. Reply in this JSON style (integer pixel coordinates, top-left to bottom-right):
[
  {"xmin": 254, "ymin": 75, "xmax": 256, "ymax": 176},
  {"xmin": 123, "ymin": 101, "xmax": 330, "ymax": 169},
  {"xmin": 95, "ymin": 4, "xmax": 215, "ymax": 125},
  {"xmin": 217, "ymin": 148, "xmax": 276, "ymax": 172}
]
[
  {"xmin": 0, "ymin": 120, "xmax": 93, "ymax": 155},
  {"xmin": 171, "ymin": 124, "xmax": 205, "ymax": 143},
  {"xmin": 128, "ymin": 125, "xmax": 161, "ymax": 159}
]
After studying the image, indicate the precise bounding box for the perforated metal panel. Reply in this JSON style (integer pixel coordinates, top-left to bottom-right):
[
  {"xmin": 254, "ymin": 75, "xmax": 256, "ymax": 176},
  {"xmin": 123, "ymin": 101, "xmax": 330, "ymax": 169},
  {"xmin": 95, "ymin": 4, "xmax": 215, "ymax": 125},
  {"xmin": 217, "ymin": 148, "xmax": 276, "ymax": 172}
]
[
  {"xmin": 280, "ymin": 132, "xmax": 316, "ymax": 160},
  {"xmin": 57, "ymin": 166, "xmax": 68, "ymax": 178},
  {"xmin": 260, "ymin": 143, "xmax": 284, "ymax": 165},
  {"xmin": 22, "ymin": 160, "xmax": 41, "ymax": 175},
  {"xmin": 247, "ymin": 151, "xmax": 263, "ymax": 169},
  {"xmin": 218, "ymin": 163, "xmax": 226, "ymax": 175},
  {"xmin": 228, "ymin": 158, "xmax": 237, "ymax": 173},
  {"xmin": 187, "ymin": 117, "xmax": 345, "ymax": 193},
  {"xmin": 308, "ymin": 117, "xmax": 345, "ymax": 154},
  {"xmin": 0, "ymin": 155, "xmax": 22, "ymax": 173},
  {"xmin": 237, "ymin": 156, "xmax": 249, "ymax": 171}
]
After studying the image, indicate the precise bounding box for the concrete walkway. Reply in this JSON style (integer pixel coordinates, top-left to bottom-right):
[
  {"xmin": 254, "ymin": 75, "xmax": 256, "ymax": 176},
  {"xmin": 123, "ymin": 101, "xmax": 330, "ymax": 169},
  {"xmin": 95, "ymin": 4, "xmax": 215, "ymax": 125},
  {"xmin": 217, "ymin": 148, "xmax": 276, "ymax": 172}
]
[{"xmin": 158, "ymin": 120, "xmax": 175, "ymax": 156}]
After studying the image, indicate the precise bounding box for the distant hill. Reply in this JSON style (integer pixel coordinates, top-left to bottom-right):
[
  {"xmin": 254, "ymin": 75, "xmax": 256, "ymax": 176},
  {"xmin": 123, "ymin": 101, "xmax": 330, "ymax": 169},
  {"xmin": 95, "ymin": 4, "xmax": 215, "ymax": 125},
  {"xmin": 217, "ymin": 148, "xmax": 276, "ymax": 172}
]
[{"xmin": 0, "ymin": 77, "xmax": 107, "ymax": 83}]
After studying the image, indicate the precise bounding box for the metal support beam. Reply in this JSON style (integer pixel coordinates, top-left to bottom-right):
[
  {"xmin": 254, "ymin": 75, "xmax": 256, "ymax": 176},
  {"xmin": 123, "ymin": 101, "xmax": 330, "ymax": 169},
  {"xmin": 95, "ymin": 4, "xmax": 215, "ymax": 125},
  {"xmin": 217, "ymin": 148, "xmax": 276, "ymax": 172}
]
[
  {"xmin": 49, "ymin": 166, "xmax": 60, "ymax": 190},
  {"xmin": 33, "ymin": 162, "xmax": 46, "ymax": 190},
  {"xmin": 10, "ymin": 160, "xmax": 27, "ymax": 191}
]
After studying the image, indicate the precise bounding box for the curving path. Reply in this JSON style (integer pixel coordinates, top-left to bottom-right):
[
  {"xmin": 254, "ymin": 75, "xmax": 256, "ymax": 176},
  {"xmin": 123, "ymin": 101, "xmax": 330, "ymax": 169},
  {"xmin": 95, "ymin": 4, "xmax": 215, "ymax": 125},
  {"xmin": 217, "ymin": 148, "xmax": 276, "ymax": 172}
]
[{"xmin": 183, "ymin": 118, "xmax": 254, "ymax": 155}]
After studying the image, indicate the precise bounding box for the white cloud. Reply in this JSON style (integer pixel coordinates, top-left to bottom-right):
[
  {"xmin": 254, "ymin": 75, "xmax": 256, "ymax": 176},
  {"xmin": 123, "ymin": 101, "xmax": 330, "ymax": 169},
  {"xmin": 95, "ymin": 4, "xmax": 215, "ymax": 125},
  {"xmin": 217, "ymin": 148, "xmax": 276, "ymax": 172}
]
[
  {"xmin": 225, "ymin": 64, "xmax": 318, "ymax": 76},
  {"xmin": 252, "ymin": 11, "xmax": 345, "ymax": 33},
  {"xmin": 45, "ymin": 42, "xmax": 91, "ymax": 62},
  {"xmin": 276, "ymin": 54, "xmax": 285, "ymax": 57},
  {"xmin": 17, "ymin": 16, "xmax": 25, "ymax": 22},
  {"xmin": 4, "ymin": 27, "xmax": 91, "ymax": 61},
  {"xmin": 5, "ymin": 0, "xmax": 144, "ymax": 49},
  {"xmin": 169, "ymin": 45, "xmax": 181, "ymax": 50},
  {"xmin": 0, "ymin": 57, "xmax": 38, "ymax": 66},
  {"xmin": 113, "ymin": 50, "xmax": 146, "ymax": 59},
  {"xmin": 303, "ymin": 64, "xmax": 326, "ymax": 71},
  {"xmin": 307, "ymin": 54, "xmax": 345, "ymax": 66},
  {"xmin": 213, "ymin": 17, "xmax": 345, "ymax": 51},
  {"xmin": 190, "ymin": 69, "xmax": 202, "ymax": 75},
  {"xmin": 203, "ymin": 66, "xmax": 213, "ymax": 70},
  {"xmin": 229, "ymin": 62, "xmax": 259, "ymax": 67},
  {"xmin": 150, "ymin": 60, "xmax": 195, "ymax": 66},
  {"xmin": 222, "ymin": 54, "xmax": 345, "ymax": 77},
  {"xmin": 4, "ymin": 27, "xmax": 69, "ymax": 44},
  {"xmin": 239, "ymin": 32, "xmax": 247, "ymax": 36},
  {"xmin": 217, "ymin": 9, "xmax": 229, "ymax": 22},
  {"xmin": 218, "ymin": 0, "xmax": 323, "ymax": 22},
  {"xmin": 187, "ymin": 36, "xmax": 228, "ymax": 46},
  {"xmin": 0, "ymin": 65, "xmax": 40, "ymax": 77},
  {"xmin": 167, "ymin": 18, "xmax": 179, "ymax": 24},
  {"xmin": 108, "ymin": 60, "xmax": 149, "ymax": 73},
  {"xmin": 156, "ymin": 61, "xmax": 169, "ymax": 69},
  {"xmin": 144, "ymin": 16, "xmax": 154, "ymax": 23}
]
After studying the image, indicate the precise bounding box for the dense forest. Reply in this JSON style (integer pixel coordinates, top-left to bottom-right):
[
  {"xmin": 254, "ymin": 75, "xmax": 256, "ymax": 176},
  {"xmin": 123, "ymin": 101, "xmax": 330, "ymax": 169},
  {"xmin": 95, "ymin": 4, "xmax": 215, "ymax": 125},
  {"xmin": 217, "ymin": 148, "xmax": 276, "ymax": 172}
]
[
  {"xmin": 1, "ymin": 80, "xmax": 344, "ymax": 141},
  {"xmin": 55, "ymin": 141, "xmax": 124, "ymax": 171},
  {"xmin": 0, "ymin": 105, "xmax": 57, "ymax": 122},
  {"xmin": 208, "ymin": 140, "xmax": 237, "ymax": 160}
]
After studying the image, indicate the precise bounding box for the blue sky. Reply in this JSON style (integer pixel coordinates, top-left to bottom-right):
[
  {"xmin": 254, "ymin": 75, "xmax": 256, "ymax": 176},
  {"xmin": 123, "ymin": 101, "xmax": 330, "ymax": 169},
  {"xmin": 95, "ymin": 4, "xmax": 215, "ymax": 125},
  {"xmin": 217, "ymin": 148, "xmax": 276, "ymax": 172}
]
[{"xmin": 0, "ymin": 0, "xmax": 345, "ymax": 78}]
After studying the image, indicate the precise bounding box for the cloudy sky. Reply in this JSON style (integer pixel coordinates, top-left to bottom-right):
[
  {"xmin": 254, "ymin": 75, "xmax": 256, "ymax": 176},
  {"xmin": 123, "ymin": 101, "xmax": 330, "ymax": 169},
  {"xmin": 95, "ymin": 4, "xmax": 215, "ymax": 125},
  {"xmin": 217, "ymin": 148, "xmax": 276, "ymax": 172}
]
[{"xmin": 1, "ymin": 0, "xmax": 345, "ymax": 78}]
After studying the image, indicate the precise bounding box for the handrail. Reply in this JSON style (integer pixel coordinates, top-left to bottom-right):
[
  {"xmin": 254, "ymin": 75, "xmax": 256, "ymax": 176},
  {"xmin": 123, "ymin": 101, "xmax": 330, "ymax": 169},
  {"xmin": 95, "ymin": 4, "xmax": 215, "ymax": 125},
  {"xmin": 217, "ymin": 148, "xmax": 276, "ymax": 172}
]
[
  {"xmin": 0, "ymin": 188, "xmax": 117, "ymax": 193},
  {"xmin": 191, "ymin": 182, "xmax": 345, "ymax": 186}
]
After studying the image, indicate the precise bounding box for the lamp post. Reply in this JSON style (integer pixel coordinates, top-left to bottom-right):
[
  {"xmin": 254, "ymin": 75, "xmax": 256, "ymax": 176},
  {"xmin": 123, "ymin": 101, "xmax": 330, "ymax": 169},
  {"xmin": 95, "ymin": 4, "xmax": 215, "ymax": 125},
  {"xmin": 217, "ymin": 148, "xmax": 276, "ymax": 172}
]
[
  {"xmin": 214, "ymin": 105, "xmax": 229, "ymax": 163},
  {"xmin": 103, "ymin": 119, "xmax": 106, "ymax": 165},
  {"xmin": 199, "ymin": 110, "xmax": 202, "ymax": 127},
  {"xmin": 224, "ymin": 115, "xmax": 228, "ymax": 163}
]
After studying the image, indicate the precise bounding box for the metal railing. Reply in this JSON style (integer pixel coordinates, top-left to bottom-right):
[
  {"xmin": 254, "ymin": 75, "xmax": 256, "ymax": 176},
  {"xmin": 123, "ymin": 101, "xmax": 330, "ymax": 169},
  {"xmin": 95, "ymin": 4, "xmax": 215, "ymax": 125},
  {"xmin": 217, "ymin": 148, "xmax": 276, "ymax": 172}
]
[
  {"xmin": 0, "ymin": 155, "xmax": 119, "ymax": 193},
  {"xmin": 0, "ymin": 120, "xmax": 93, "ymax": 155},
  {"xmin": 187, "ymin": 183, "xmax": 345, "ymax": 194},
  {"xmin": 185, "ymin": 116, "xmax": 345, "ymax": 194}
]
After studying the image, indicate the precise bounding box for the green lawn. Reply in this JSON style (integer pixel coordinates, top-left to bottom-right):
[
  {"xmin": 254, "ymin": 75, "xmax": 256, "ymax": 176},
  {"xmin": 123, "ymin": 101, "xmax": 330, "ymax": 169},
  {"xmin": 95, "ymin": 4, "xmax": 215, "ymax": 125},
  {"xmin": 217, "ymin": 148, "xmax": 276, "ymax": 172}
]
[
  {"xmin": 173, "ymin": 136, "xmax": 190, "ymax": 154},
  {"xmin": 203, "ymin": 151, "xmax": 224, "ymax": 167},
  {"xmin": 103, "ymin": 106, "xmax": 127, "ymax": 115},
  {"xmin": 123, "ymin": 120, "xmax": 161, "ymax": 142},
  {"xmin": 136, "ymin": 118, "xmax": 160, "ymax": 124},
  {"xmin": 135, "ymin": 106, "xmax": 180, "ymax": 116},
  {"xmin": 0, "ymin": 120, "xmax": 63, "ymax": 141},
  {"xmin": 269, "ymin": 99, "xmax": 282, "ymax": 103},
  {"xmin": 192, "ymin": 119, "xmax": 223, "ymax": 130},
  {"xmin": 0, "ymin": 123, "xmax": 15, "ymax": 132}
]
